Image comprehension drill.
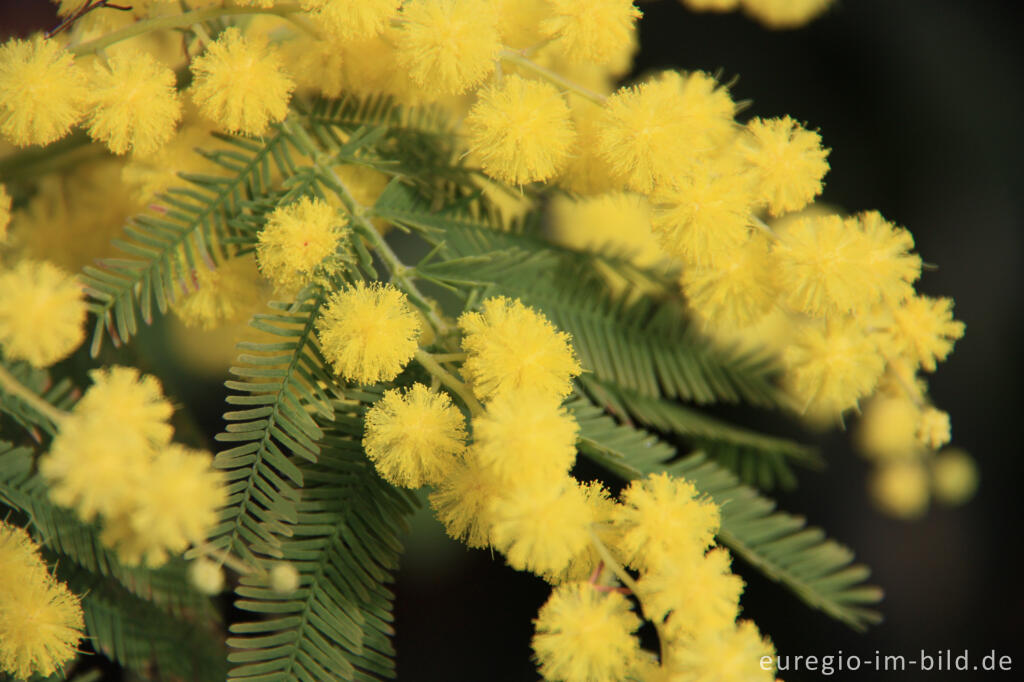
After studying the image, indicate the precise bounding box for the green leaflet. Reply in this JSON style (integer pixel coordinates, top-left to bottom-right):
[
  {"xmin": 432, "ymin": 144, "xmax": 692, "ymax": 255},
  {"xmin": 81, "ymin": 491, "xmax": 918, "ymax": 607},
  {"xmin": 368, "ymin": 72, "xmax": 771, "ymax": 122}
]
[
  {"xmin": 209, "ymin": 290, "xmax": 335, "ymax": 564},
  {"xmin": 571, "ymin": 409, "xmax": 883, "ymax": 631},
  {"xmin": 227, "ymin": 398, "xmax": 413, "ymax": 682}
]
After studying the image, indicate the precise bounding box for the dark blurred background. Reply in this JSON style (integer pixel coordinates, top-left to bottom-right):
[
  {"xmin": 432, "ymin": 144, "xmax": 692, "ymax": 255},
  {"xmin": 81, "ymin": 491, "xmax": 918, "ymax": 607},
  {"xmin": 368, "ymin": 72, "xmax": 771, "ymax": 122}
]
[{"xmin": 2, "ymin": 1, "xmax": 1022, "ymax": 680}]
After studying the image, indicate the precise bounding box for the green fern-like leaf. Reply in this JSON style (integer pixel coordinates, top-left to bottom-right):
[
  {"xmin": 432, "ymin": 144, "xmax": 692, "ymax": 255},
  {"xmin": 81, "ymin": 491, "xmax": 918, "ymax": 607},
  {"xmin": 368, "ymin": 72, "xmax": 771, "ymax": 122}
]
[
  {"xmin": 0, "ymin": 358, "xmax": 77, "ymax": 435},
  {"xmin": 80, "ymin": 127, "xmax": 299, "ymax": 355},
  {"xmin": 227, "ymin": 396, "xmax": 413, "ymax": 681},
  {"xmin": 208, "ymin": 290, "xmax": 335, "ymax": 564}
]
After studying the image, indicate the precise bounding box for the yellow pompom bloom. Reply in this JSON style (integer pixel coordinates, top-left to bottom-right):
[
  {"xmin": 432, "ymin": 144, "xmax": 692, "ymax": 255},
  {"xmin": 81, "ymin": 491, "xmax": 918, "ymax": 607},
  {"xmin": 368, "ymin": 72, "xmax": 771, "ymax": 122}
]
[
  {"xmin": 174, "ymin": 256, "xmax": 266, "ymax": 330},
  {"xmin": 102, "ymin": 445, "xmax": 226, "ymax": 567},
  {"xmin": 86, "ymin": 50, "xmax": 182, "ymax": 155},
  {"xmin": 490, "ymin": 477, "xmax": 593, "ymax": 575},
  {"xmin": 887, "ymin": 295, "xmax": 965, "ymax": 372},
  {"xmin": 190, "ymin": 557, "xmax": 226, "ymax": 595},
  {"xmin": 548, "ymin": 192, "xmax": 664, "ymax": 268},
  {"xmin": 856, "ymin": 395, "xmax": 920, "ymax": 461},
  {"xmin": 931, "ymin": 448, "xmax": 978, "ymax": 506},
  {"xmin": 741, "ymin": 0, "xmax": 832, "ymax": 29},
  {"xmin": 597, "ymin": 71, "xmax": 734, "ymax": 192},
  {"xmin": 783, "ymin": 318, "xmax": 885, "ymax": 418},
  {"xmin": 651, "ymin": 164, "xmax": 753, "ymax": 266},
  {"xmin": 0, "ymin": 524, "xmax": 84, "ymax": 680},
  {"xmin": 638, "ymin": 548, "xmax": 743, "ymax": 641},
  {"xmin": 668, "ymin": 619, "xmax": 776, "ymax": 682},
  {"xmin": 0, "ymin": 260, "xmax": 86, "ymax": 368},
  {"xmin": 773, "ymin": 214, "xmax": 874, "ymax": 316},
  {"xmin": 541, "ymin": 0, "xmax": 642, "ymax": 64},
  {"xmin": 544, "ymin": 482, "xmax": 619, "ymax": 584},
  {"xmin": 558, "ymin": 104, "xmax": 625, "ymax": 195},
  {"xmin": 396, "ymin": 0, "xmax": 501, "ymax": 96},
  {"xmin": 473, "ymin": 392, "xmax": 578, "ymax": 485},
  {"xmin": 681, "ymin": 232, "xmax": 777, "ymax": 331},
  {"xmin": 363, "ymin": 383, "xmax": 467, "ymax": 488},
  {"xmin": 496, "ymin": 0, "xmax": 549, "ymax": 49},
  {"xmin": 459, "ymin": 297, "xmax": 581, "ymax": 402},
  {"xmin": 741, "ymin": 116, "xmax": 829, "ymax": 216},
  {"xmin": 0, "ymin": 37, "xmax": 88, "ymax": 146},
  {"xmin": 429, "ymin": 452, "xmax": 504, "ymax": 548},
  {"xmin": 75, "ymin": 366, "xmax": 175, "ymax": 447},
  {"xmin": 316, "ymin": 282, "xmax": 422, "ymax": 384},
  {"xmin": 532, "ymin": 582, "xmax": 642, "ymax": 682},
  {"xmin": 190, "ymin": 27, "xmax": 295, "ymax": 135},
  {"xmin": 269, "ymin": 563, "xmax": 302, "ymax": 593},
  {"xmin": 869, "ymin": 460, "xmax": 929, "ymax": 519},
  {"xmin": 613, "ymin": 473, "xmax": 720, "ymax": 572},
  {"xmin": 0, "ymin": 183, "xmax": 10, "ymax": 242},
  {"xmin": 917, "ymin": 407, "xmax": 951, "ymax": 450},
  {"xmin": 256, "ymin": 196, "xmax": 348, "ymax": 292},
  {"xmin": 301, "ymin": 0, "xmax": 402, "ymax": 40},
  {"xmin": 853, "ymin": 211, "xmax": 922, "ymax": 304},
  {"xmin": 41, "ymin": 412, "xmax": 153, "ymax": 521},
  {"xmin": 465, "ymin": 75, "xmax": 576, "ymax": 185}
]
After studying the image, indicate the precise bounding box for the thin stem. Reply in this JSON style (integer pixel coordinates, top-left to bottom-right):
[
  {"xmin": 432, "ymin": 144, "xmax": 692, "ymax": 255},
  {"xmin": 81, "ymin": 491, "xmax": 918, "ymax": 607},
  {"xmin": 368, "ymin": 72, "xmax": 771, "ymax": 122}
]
[
  {"xmin": 587, "ymin": 528, "xmax": 669, "ymax": 665},
  {"xmin": 193, "ymin": 542, "xmax": 262, "ymax": 577},
  {"xmin": 750, "ymin": 215, "xmax": 779, "ymax": 241},
  {"xmin": 68, "ymin": 2, "xmax": 308, "ymax": 56},
  {"xmin": 0, "ymin": 364, "xmax": 68, "ymax": 425},
  {"xmin": 414, "ymin": 349, "xmax": 484, "ymax": 417},
  {"xmin": 429, "ymin": 352, "xmax": 467, "ymax": 363},
  {"xmin": 498, "ymin": 49, "xmax": 607, "ymax": 105}
]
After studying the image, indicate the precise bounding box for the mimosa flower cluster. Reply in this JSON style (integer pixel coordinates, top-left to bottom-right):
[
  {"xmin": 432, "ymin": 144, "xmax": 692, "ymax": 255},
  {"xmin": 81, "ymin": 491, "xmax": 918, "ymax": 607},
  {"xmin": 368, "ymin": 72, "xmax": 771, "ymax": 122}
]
[
  {"xmin": 39, "ymin": 366, "xmax": 227, "ymax": 567},
  {"xmin": 0, "ymin": 0, "xmax": 968, "ymax": 679},
  {"xmin": 0, "ymin": 522, "xmax": 83, "ymax": 679}
]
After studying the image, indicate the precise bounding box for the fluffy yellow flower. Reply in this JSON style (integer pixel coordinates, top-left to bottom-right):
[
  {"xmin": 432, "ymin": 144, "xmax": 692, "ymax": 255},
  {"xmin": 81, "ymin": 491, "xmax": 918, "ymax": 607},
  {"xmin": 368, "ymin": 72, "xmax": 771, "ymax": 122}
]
[
  {"xmin": 638, "ymin": 548, "xmax": 743, "ymax": 640},
  {"xmin": 173, "ymin": 256, "xmax": 266, "ymax": 330},
  {"xmin": 496, "ymin": 0, "xmax": 549, "ymax": 49},
  {"xmin": 41, "ymin": 411, "xmax": 153, "ymax": 521},
  {"xmin": 429, "ymin": 452, "xmax": 504, "ymax": 548},
  {"xmin": 0, "ymin": 524, "xmax": 83, "ymax": 680},
  {"xmin": 490, "ymin": 477, "xmax": 593, "ymax": 575},
  {"xmin": 396, "ymin": 0, "xmax": 501, "ymax": 96},
  {"xmin": 856, "ymin": 395, "xmax": 920, "ymax": 461},
  {"xmin": 190, "ymin": 557, "xmax": 226, "ymax": 595},
  {"xmin": 681, "ymin": 233, "xmax": 777, "ymax": 332},
  {"xmin": 256, "ymin": 196, "xmax": 348, "ymax": 292},
  {"xmin": 465, "ymin": 75, "xmax": 576, "ymax": 185},
  {"xmin": 613, "ymin": 473, "xmax": 720, "ymax": 572},
  {"xmin": 269, "ymin": 563, "xmax": 302, "ymax": 593},
  {"xmin": 651, "ymin": 163, "xmax": 753, "ymax": 266},
  {"xmin": 887, "ymin": 295, "xmax": 965, "ymax": 372},
  {"xmin": 854, "ymin": 211, "xmax": 922, "ymax": 304},
  {"xmin": 558, "ymin": 104, "xmax": 625, "ymax": 195},
  {"xmin": 101, "ymin": 444, "xmax": 226, "ymax": 567},
  {"xmin": 598, "ymin": 71, "xmax": 734, "ymax": 192},
  {"xmin": 363, "ymin": 383, "xmax": 467, "ymax": 488},
  {"xmin": 190, "ymin": 27, "xmax": 294, "ymax": 135},
  {"xmin": 473, "ymin": 392, "xmax": 578, "ymax": 485},
  {"xmin": 0, "ymin": 260, "xmax": 86, "ymax": 368},
  {"xmin": 741, "ymin": 116, "xmax": 829, "ymax": 216},
  {"xmin": 86, "ymin": 50, "xmax": 182, "ymax": 155},
  {"xmin": 741, "ymin": 0, "xmax": 833, "ymax": 29},
  {"xmin": 532, "ymin": 582, "xmax": 642, "ymax": 682},
  {"xmin": 548, "ymin": 192, "xmax": 665, "ymax": 268},
  {"xmin": 544, "ymin": 482, "xmax": 619, "ymax": 584},
  {"xmin": 301, "ymin": 0, "xmax": 402, "ymax": 40},
  {"xmin": 783, "ymin": 318, "xmax": 885, "ymax": 417},
  {"xmin": 931, "ymin": 448, "xmax": 978, "ymax": 506},
  {"xmin": 773, "ymin": 214, "xmax": 874, "ymax": 316},
  {"xmin": 459, "ymin": 297, "xmax": 581, "ymax": 402},
  {"xmin": 0, "ymin": 183, "xmax": 10, "ymax": 242},
  {"xmin": 541, "ymin": 0, "xmax": 642, "ymax": 65},
  {"xmin": 75, "ymin": 366, "xmax": 175, "ymax": 447},
  {"xmin": 668, "ymin": 619, "xmax": 776, "ymax": 682},
  {"xmin": 316, "ymin": 282, "xmax": 422, "ymax": 384},
  {"xmin": 869, "ymin": 460, "xmax": 929, "ymax": 519},
  {"xmin": 917, "ymin": 407, "xmax": 951, "ymax": 450},
  {"xmin": 0, "ymin": 37, "xmax": 88, "ymax": 146}
]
